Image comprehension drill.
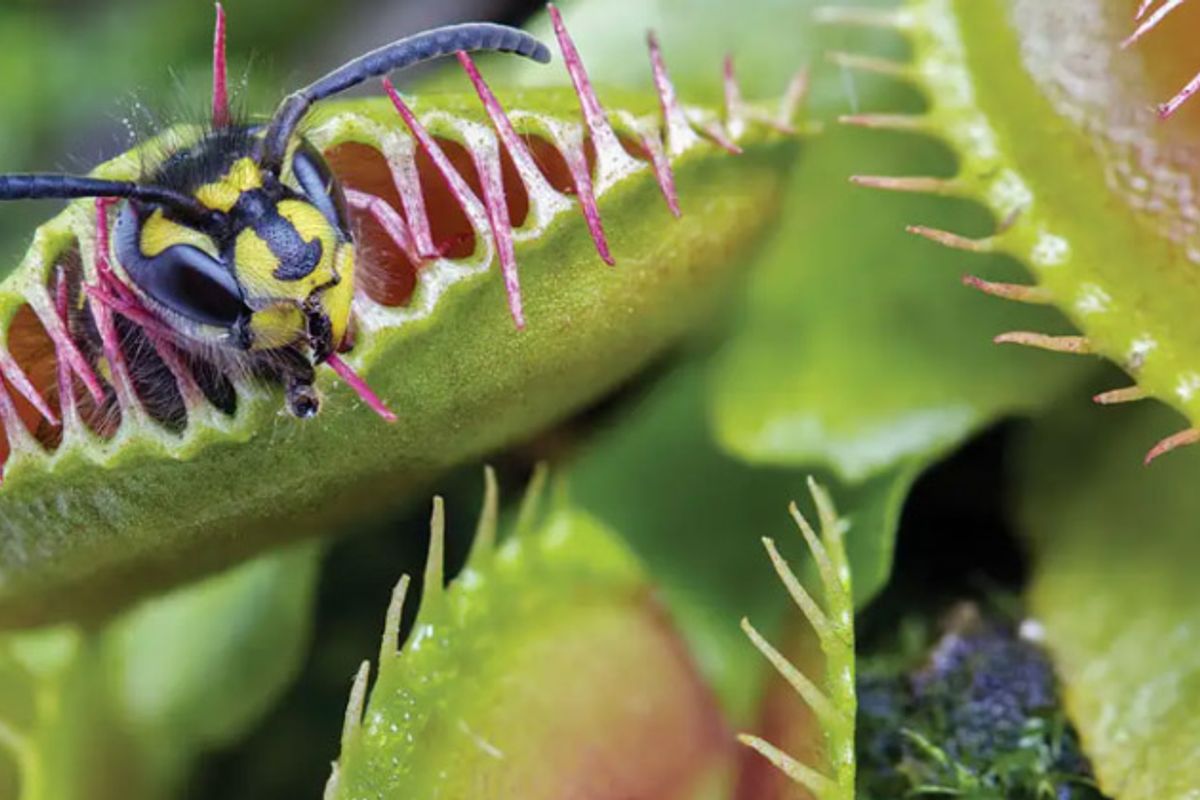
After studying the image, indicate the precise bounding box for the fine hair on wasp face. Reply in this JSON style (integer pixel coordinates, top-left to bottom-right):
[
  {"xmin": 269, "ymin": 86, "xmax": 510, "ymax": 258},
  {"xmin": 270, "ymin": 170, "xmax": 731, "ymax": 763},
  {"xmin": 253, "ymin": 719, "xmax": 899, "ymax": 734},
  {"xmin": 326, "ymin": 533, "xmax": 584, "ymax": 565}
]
[{"xmin": 0, "ymin": 7, "xmax": 553, "ymax": 422}]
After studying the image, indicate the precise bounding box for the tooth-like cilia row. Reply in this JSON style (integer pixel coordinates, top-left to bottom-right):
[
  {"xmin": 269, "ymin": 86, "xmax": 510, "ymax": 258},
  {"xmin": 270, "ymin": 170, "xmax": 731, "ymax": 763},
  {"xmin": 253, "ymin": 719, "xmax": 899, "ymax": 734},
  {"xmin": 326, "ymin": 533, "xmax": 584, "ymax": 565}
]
[
  {"xmin": 819, "ymin": 0, "xmax": 1200, "ymax": 465},
  {"xmin": 739, "ymin": 478, "xmax": 857, "ymax": 800},
  {"xmin": 0, "ymin": 4, "xmax": 805, "ymax": 483}
]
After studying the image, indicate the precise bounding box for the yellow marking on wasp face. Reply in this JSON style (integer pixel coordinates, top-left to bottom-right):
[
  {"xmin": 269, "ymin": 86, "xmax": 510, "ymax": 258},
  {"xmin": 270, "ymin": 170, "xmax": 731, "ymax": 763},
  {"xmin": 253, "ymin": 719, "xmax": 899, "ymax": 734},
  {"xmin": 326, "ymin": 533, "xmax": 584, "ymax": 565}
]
[
  {"xmin": 139, "ymin": 208, "xmax": 217, "ymax": 258},
  {"xmin": 233, "ymin": 228, "xmax": 282, "ymax": 295},
  {"xmin": 277, "ymin": 200, "xmax": 338, "ymax": 288},
  {"xmin": 320, "ymin": 243, "xmax": 357, "ymax": 345},
  {"xmin": 195, "ymin": 157, "xmax": 264, "ymax": 213},
  {"xmin": 247, "ymin": 303, "xmax": 305, "ymax": 351}
]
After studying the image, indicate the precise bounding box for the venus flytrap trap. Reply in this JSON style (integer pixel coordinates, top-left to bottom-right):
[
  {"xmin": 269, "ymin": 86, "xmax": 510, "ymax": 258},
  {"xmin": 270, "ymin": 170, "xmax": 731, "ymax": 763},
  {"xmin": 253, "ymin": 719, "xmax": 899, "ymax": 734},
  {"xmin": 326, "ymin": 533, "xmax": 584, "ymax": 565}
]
[
  {"xmin": 820, "ymin": 0, "xmax": 1200, "ymax": 465},
  {"xmin": 0, "ymin": 5, "xmax": 805, "ymax": 627},
  {"xmin": 740, "ymin": 479, "xmax": 856, "ymax": 800},
  {"xmin": 326, "ymin": 469, "xmax": 728, "ymax": 800}
]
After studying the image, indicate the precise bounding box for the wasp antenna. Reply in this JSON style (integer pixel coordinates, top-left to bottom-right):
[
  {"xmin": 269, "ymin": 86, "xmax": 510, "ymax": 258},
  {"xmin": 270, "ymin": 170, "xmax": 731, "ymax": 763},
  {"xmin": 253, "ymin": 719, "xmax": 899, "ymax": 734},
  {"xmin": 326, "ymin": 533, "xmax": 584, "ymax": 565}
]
[
  {"xmin": 260, "ymin": 23, "xmax": 552, "ymax": 173},
  {"xmin": 0, "ymin": 174, "xmax": 215, "ymax": 227},
  {"xmin": 212, "ymin": 3, "xmax": 230, "ymax": 128}
]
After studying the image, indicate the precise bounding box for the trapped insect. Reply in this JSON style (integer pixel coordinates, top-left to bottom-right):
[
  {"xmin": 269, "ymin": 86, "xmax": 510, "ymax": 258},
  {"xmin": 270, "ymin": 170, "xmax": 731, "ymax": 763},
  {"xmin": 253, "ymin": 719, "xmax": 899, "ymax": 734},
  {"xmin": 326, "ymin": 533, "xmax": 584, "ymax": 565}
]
[{"xmin": 0, "ymin": 11, "xmax": 550, "ymax": 420}]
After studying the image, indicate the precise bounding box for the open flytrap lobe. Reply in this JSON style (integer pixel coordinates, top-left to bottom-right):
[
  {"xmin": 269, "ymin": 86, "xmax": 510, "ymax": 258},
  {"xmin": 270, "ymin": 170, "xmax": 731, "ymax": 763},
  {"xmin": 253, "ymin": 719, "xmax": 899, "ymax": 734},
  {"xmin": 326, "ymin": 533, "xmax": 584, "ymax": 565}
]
[
  {"xmin": 0, "ymin": 4, "xmax": 803, "ymax": 626},
  {"xmin": 822, "ymin": 0, "xmax": 1200, "ymax": 466},
  {"xmin": 0, "ymin": 3, "xmax": 803, "ymax": 482}
]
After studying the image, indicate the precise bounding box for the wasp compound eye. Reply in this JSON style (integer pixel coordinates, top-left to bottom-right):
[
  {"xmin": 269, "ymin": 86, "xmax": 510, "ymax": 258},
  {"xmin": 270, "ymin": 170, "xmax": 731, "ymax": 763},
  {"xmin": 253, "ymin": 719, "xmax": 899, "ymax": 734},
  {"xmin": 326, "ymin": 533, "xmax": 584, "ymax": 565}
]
[{"xmin": 115, "ymin": 204, "xmax": 249, "ymax": 328}]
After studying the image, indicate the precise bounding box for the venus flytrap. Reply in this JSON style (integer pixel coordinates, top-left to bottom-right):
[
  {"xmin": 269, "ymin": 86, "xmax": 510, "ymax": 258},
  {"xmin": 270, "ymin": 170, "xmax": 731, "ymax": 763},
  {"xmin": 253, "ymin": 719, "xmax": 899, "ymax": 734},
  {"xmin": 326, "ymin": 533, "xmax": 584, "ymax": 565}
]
[
  {"xmin": 740, "ymin": 479, "xmax": 856, "ymax": 800},
  {"xmin": 0, "ymin": 6, "xmax": 805, "ymax": 628},
  {"xmin": 327, "ymin": 470, "xmax": 728, "ymax": 800},
  {"xmin": 822, "ymin": 0, "xmax": 1200, "ymax": 465}
]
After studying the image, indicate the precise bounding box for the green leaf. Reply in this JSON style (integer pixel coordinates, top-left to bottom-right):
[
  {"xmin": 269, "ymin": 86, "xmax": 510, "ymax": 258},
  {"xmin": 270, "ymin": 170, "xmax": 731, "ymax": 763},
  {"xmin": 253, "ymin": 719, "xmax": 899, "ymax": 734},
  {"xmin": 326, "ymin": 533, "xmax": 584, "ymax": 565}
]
[
  {"xmin": 567, "ymin": 363, "xmax": 915, "ymax": 720},
  {"xmin": 824, "ymin": 0, "xmax": 1200, "ymax": 465},
  {"xmin": 102, "ymin": 542, "xmax": 319, "ymax": 785},
  {"xmin": 1021, "ymin": 392, "xmax": 1200, "ymax": 798},
  {"xmin": 0, "ymin": 543, "xmax": 318, "ymax": 800},
  {"xmin": 0, "ymin": 37, "xmax": 802, "ymax": 627},
  {"xmin": 329, "ymin": 479, "xmax": 729, "ymax": 799}
]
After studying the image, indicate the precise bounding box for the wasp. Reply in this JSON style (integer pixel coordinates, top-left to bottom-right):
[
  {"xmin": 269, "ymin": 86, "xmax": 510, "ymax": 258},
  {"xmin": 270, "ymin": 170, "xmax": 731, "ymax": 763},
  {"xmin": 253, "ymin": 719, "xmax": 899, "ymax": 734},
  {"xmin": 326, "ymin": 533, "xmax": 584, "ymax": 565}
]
[{"xmin": 0, "ymin": 18, "xmax": 551, "ymax": 419}]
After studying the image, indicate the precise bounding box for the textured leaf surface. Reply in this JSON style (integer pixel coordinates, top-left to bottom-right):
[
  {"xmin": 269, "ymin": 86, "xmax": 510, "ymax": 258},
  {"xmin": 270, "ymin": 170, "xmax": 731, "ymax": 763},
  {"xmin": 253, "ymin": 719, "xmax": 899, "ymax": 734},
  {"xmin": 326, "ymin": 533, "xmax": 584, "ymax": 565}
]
[
  {"xmin": 0, "ymin": 69, "xmax": 800, "ymax": 627},
  {"xmin": 1022, "ymin": 395, "xmax": 1200, "ymax": 799},
  {"xmin": 330, "ymin": 488, "xmax": 728, "ymax": 800},
  {"xmin": 832, "ymin": 0, "xmax": 1200, "ymax": 463}
]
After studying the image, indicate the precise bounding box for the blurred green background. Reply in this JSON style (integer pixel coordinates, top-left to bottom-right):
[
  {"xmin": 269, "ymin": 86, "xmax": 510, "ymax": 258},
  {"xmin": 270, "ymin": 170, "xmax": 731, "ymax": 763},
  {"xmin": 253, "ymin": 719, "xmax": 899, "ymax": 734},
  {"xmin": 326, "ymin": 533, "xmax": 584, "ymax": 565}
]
[{"xmin": 0, "ymin": 2, "xmax": 547, "ymax": 797}]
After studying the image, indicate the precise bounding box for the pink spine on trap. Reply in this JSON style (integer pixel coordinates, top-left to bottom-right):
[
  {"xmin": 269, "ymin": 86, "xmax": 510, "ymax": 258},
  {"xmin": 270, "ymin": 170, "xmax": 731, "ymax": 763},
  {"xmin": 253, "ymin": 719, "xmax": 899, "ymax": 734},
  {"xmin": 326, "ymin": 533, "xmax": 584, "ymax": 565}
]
[
  {"xmin": 548, "ymin": 5, "xmax": 626, "ymax": 165},
  {"xmin": 345, "ymin": 188, "xmax": 425, "ymax": 267},
  {"xmin": 42, "ymin": 269, "xmax": 106, "ymax": 406},
  {"xmin": 724, "ymin": 55, "xmax": 746, "ymax": 130},
  {"xmin": 639, "ymin": 129, "xmax": 681, "ymax": 218},
  {"xmin": 1137, "ymin": 0, "xmax": 1157, "ymax": 19},
  {"xmin": 85, "ymin": 283, "xmax": 174, "ymax": 340},
  {"xmin": 457, "ymin": 52, "xmax": 554, "ymax": 198},
  {"xmin": 697, "ymin": 119, "xmax": 743, "ymax": 155},
  {"xmin": 381, "ymin": 79, "xmax": 482, "ymax": 245},
  {"xmin": 51, "ymin": 273, "xmax": 80, "ymax": 428},
  {"xmin": 0, "ymin": 366, "xmax": 25, "ymax": 478},
  {"xmin": 90, "ymin": 200, "xmax": 137, "ymax": 409},
  {"xmin": 776, "ymin": 69, "xmax": 809, "ymax": 133},
  {"xmin": 1145, "ymin": 427, "xmax": 1200, "ymax": 465},
  {"xmin": 152, "ymin": 335, "xmax": 204, "ymax": 407},
  {"xmin": 1160, "ymin": 71, "xmax": 1200, "ymax": 119},
  {"xmin": 647, "ymin": 32, "xmax": 700, "ymax": 155},
  {"xmin": 470, "ymin": 144, "xmax": 524, "ymax": 329},
  {"xmin": 391, "ymin": 148, "xmax": 437, "ymax": 259},
  {"xmin": 0, "ymin": 350, "xmax": 58, "ymax": 427},
  {"xmin": 212, "ymin": 3, "xmax": 230, "ymax": 128},
  {"xmin": 1123, "ymin": 0, "xmax": 1183, "ymax": 47},
  {"xmin": 326, "ymin": 353, "xmax": 397, "ymax": 423},
  {"xmin": 560, "ymin": 136, "xmax": 614, "ymax": 265}
]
